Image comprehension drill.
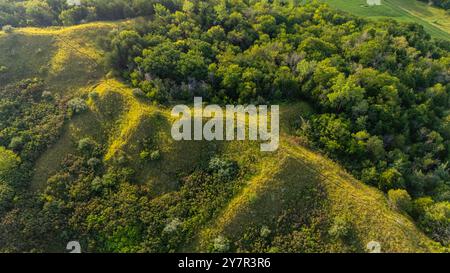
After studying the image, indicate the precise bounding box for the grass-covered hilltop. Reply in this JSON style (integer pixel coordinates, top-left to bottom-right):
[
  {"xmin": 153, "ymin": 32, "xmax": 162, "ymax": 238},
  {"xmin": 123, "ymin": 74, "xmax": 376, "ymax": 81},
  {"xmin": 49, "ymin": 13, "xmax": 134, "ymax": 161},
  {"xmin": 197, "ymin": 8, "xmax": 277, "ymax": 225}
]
[{"xmin": 0, "ymin": 0, "xmax": 449, "ymax": 253}]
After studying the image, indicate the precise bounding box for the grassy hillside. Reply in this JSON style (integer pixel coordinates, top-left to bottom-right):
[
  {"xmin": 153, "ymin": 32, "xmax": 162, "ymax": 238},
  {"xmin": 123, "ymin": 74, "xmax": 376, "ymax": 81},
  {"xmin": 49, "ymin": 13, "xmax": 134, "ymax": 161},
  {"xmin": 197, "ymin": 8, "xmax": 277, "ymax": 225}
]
[
  {"xmin": 0, "ymin": 22, "xmax": 120, "ymax": 92},
  {"xmin": 38, "ymin": 79, "xmax": 438, "ymax": 252},
  {"xmin": 36, "ymin": 80, "xmax": 442, "ymax": 252},
  {"xmin": 197, "ymin": 139, "xmax": 438, "ymax": 252},
  {"xmin": 322, "ymin": 0, "xmax": 450, "ymax": 40},
  {"xmin": 0, "ymin": 20, "xmax": 444, "ymax": 252},
  {"xmin": 0, "ymin": 21, "xmax": 127, "ymax": 190}
]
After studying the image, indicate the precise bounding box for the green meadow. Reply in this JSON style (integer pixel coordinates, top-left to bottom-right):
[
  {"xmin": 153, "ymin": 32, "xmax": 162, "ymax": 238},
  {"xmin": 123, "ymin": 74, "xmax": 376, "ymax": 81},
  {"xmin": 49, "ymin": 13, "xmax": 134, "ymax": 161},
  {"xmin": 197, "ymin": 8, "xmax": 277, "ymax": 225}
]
[{"xmin": 322, "ymin": 0, "xmax": 450, "ymax": 40}]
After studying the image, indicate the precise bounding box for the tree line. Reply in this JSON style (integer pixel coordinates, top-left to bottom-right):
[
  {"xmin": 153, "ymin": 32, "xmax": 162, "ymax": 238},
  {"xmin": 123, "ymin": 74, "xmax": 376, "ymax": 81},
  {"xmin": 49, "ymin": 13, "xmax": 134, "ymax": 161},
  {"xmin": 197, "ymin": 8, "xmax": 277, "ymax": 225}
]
[
  {"xmin": 0, "ymin": 0, "xmax": 181, "ymax": 28},
  {"xmin": 418, "ymin": 0, "xmax": 450, "ymax": 10}
]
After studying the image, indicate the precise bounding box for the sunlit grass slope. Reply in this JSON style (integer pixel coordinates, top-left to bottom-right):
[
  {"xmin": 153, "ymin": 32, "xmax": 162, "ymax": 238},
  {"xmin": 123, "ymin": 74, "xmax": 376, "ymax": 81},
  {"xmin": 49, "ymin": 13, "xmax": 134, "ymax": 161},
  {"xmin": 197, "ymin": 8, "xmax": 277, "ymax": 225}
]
[
  {"xmin": 32, "ymin": 79, "xmax": 220, "ymax": 195},
  {"xmin": 195, "ymin": 136, "xmax": 440, "ymax": 252},
  {"xmin": 0, "ymin": 22, "xmax": 119, "ymax": 91},
  {"xmin": 322, "ymin": 0, "xmax": 450, "ymax": 40},
  {"xmin": 32, "ymin": 78, "xmax": 440, "ymax": 252}
]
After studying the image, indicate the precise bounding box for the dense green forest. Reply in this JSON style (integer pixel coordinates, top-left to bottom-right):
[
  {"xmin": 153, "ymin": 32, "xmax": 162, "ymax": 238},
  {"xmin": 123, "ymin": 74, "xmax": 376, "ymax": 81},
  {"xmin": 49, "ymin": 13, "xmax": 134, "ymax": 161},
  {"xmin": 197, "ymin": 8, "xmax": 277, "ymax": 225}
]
[{"xmin": 0, "ymin": 0, "xmax": 449, "ymax": 252}]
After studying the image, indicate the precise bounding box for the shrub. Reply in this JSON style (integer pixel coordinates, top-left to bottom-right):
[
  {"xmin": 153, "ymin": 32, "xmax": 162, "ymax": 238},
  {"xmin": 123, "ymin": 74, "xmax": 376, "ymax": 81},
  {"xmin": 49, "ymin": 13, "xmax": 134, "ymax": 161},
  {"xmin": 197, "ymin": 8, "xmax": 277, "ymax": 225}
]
[
  {"xmin": 388, "ymin": 189, "xmax": 412, "ymax": 214},
  {"xmin": 414, "ymin": 199, "xmax": 450, "ymax": 245},
  {"xmin": 140, "ymin": 150, "xmax": 150, "ymax": 161},
  {"xmin": 140, "ymin": 150, "xmax": 161, "ymax": 161},
  {"xmin": 91, "ymin": 176, "xmax": 103, "ymax": 193},
  {"xmin": 208, "ymin": 157, "xmax": 239, "ymax": 181},
  {"xmin": 132, "ymin": 88, "xmax": 145, "ymax": 98},
  {"xmin": 379, "ymin": 168, "xmax": 404, "ymax": 191},
  {"xmin": 0, "ymin": 66, "xmax": 7, "ymax": 73},
  {"xmin": 78, "ymin": 138, "xmax": 97, "ymax": 156},
  {"xmin": 59, "ymin": 6, "xmax": 92, "ymax": 26},
  {"xmin": 8, "ymin": 137, "xmax": 24, "ymax": 150},
  {"xmin": 2, "ymin": 25, "xmax": 14, "ymax": 33},
  {"xmin": 413, "ymin": 197, "xmax": 434, "ymax": 216},
  {"xmin": 88, "ymin": 92, "xmax": 99, "ymax": 101},
  {"xmin": 87, "ymin": 157, "xmax": 102, "ymax": 169},
  {"xmin": 0, "ymin": 183, "xmax": 14, "ymax": 213},
  {"xmin": 163, "ymin": 218, "xmax": 182, "ymax": 234},
  {"xmin": 0, "ymin": 147, "xmax": 20, "ymax": 184},
  {"xmin": 68, "ymin": 98, "xmax": 88, "ymax": 114},
  {"xmin": 212, "ymin": 235, "xmax": 230, "ymax": 253},
  {"xmin": 41, "ymin": 91, "xmax": 53, "ymax": 100},
  {"xmin": 361, "ymin": 167, "xmax": 378, "ymax": 186},
  {"xmin": 113, "ymin": 150, "xmax": 129, "ymax": 165},
  {"xmin": 150, "ymin": 150, "xmax": 161, "ymax": 161},
  {"xmin": 421, "ymin": 202, "xmax": 450, "ymax": 245},
  {"xmin": 329, "ymin": 215, "xmax": 352, "ymax": 240},
  {"xmin": 260, "ymin": 226, "xmax": 271, "ymax": 238}
]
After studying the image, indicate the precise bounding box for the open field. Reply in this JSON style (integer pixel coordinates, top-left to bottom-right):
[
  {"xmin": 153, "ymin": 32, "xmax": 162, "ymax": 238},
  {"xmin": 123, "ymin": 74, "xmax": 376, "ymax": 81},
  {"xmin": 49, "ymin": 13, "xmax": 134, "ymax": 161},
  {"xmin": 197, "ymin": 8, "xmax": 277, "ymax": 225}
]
[{"xmin": 322, "ymin": 0, "xmax": 450, "ymax": 40}]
